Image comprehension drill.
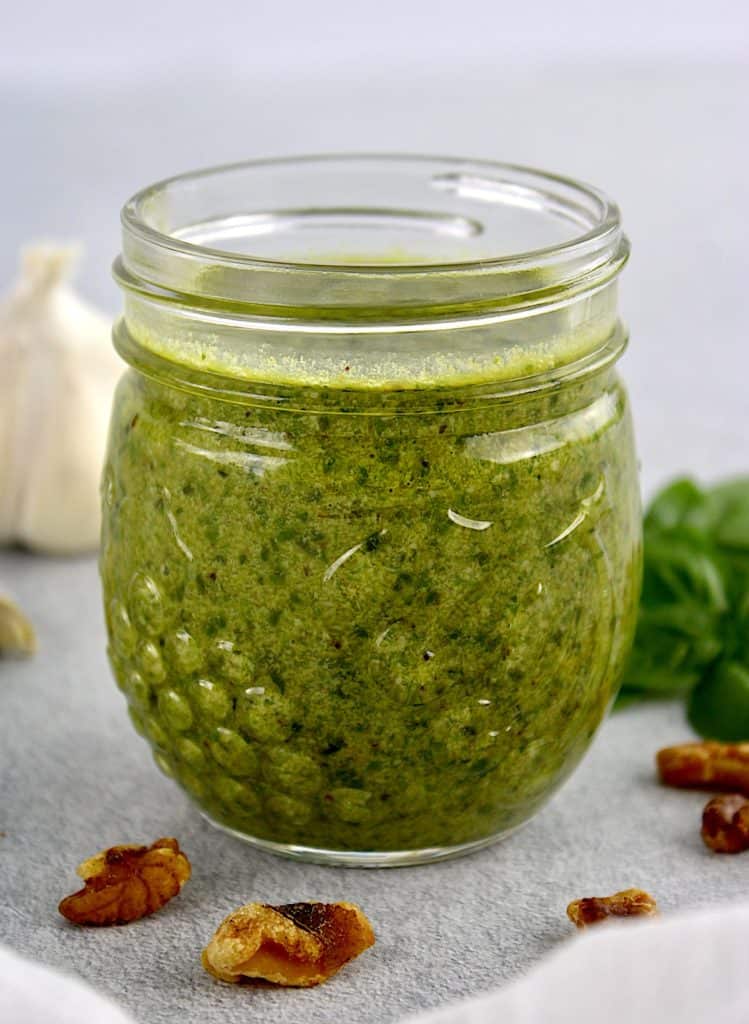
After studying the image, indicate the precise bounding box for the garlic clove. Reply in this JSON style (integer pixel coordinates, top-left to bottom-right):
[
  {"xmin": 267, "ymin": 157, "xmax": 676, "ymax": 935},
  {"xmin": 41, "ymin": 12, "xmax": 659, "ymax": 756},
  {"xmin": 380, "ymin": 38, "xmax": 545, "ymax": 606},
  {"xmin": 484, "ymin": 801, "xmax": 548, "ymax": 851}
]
[
  {"xmin": 0, "ymin": 590, "xmax": 36, "ymax": 655},
  {"xmin": 0, "ymin": 244, "xmax": 123, "ymax": 554}
]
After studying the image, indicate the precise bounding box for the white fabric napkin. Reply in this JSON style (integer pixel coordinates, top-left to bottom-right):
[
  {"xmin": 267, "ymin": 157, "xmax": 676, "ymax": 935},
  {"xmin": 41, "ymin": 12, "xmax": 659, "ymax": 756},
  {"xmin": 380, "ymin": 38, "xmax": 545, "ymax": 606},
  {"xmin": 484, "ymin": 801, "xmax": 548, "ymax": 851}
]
[
  {"xmin": 402, "ymin": 900, "xmax": 749, "ymax": 1024},
  {"xmin": 0, "ymin": 945, "xmax": 135, "ymax": 1024}
]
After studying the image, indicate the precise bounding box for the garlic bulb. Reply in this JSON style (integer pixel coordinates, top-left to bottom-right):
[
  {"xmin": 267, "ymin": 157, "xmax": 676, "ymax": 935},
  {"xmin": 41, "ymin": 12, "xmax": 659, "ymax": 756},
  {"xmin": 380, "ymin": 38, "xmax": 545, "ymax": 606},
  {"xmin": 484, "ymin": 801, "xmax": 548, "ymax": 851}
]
[
  {"xmin": 0, "ymin": 588, "xmax": 36, "ymax": 655},
  {"xmin": 0, "ymin": 245, "xmax": 122, "ymax": 553}
]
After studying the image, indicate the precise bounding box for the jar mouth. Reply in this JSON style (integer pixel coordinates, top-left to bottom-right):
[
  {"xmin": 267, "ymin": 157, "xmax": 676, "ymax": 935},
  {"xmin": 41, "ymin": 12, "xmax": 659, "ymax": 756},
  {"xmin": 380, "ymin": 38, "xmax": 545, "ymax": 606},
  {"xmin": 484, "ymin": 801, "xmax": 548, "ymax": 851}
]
[{"xmin": 117, "ymin": 154, "xmax": 628, "ymax": 319}]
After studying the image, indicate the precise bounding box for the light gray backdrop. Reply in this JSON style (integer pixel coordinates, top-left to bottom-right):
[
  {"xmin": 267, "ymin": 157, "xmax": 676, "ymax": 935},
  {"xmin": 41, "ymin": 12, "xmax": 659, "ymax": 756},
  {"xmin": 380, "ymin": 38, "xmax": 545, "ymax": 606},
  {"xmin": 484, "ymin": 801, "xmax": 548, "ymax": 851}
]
[{"xmin": 2, "ymin": 0, "xmax": 748, "ymax": 494}]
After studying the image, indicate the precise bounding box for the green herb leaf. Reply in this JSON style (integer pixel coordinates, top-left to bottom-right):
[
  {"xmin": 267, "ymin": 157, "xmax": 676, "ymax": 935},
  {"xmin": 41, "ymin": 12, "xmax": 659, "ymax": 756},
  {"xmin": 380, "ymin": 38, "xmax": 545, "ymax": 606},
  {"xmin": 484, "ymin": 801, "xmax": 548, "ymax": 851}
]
[
  {"xmin": 617, "ymin": 476, "xmax": 749, "ymax": 740},
  {"xmin": 688, "ymin": 661, "xmax": 749, "ymax": 740},
  {"xmin": 644, "ymin": 478, "xmax": 705, "ymax": 532}
]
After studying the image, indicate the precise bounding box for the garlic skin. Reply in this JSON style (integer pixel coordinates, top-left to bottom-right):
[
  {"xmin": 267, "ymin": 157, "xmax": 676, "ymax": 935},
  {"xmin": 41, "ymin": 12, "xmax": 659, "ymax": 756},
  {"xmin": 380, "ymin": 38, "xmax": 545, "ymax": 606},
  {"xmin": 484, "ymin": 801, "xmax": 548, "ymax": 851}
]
[
  {"xmin": 0, "ymin": 245, "xmax": 122, "ymax": 553},
  {"xmin": 0, "ymin": 588, "xmax": 36, "ymax": 655}
]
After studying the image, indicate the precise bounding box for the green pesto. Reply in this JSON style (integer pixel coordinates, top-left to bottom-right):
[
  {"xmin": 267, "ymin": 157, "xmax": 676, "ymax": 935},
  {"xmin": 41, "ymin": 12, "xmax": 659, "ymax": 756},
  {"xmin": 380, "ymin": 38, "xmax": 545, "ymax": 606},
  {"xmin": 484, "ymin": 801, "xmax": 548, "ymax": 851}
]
[{"xmin": 100, "ymin": 355, "xmax": 641, "ymax": 852}]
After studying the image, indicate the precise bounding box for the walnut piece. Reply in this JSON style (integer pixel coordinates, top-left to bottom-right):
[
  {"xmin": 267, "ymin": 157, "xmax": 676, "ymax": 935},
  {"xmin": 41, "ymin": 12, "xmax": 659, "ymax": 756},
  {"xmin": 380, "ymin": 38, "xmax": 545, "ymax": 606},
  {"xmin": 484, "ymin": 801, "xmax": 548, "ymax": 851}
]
[
  {"xmin": 657, "ymin": 741, "xmax": 749, "ymax": 795},
  {"xmin": 566, "ymin": 888, "xmax": 658, "ymax": 929},
  {"xmin": 701, "ymin": 794, "xmax": 749, "ymax": 853},
  {"xmin": 202, "ymin": 901, "xmax": 375, "ymax": 987},
  {"xmin": 59, "ymin": 837, "xmax": 191, "ymax": 926}
]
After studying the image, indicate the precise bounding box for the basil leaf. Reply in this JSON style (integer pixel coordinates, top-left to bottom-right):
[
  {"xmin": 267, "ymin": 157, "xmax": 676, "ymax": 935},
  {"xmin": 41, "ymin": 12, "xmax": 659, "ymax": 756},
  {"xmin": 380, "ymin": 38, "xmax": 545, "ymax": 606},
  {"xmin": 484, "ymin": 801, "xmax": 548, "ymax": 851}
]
[
  {"xmin": 618, "ymin": 476, "xmax": 749, "ymax": 739},
  {"xmin": 643, "ymin": 538, "xmax": 727, "ymax": 614},
  {"xmin": 688, "ymin": 660, "xmax": 749, "ymax": 741},
  {"xmin": 644, "ymin": 478, "xmax": 704, "ymax": 532}
]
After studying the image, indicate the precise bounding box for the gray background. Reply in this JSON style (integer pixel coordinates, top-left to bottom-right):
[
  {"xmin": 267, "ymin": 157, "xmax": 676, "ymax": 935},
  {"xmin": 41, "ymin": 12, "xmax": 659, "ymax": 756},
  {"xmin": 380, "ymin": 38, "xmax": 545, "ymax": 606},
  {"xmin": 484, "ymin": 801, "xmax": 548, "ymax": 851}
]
[
  {"xmin": 2, "ymin": 1, "xmax": 748, "ymax": 495},
  {"xmin": 1, "ymin": 3, "xmax": 749, "ymax": 1022}
]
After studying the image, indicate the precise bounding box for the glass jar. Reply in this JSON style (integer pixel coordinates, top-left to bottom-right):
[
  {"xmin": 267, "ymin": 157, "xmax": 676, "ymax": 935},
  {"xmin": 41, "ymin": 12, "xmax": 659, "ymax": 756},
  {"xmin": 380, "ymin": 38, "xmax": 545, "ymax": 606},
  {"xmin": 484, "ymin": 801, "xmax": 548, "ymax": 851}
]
[{"xmin": 102, "ymin": 155, "xmax": 641, "ymax": 866}]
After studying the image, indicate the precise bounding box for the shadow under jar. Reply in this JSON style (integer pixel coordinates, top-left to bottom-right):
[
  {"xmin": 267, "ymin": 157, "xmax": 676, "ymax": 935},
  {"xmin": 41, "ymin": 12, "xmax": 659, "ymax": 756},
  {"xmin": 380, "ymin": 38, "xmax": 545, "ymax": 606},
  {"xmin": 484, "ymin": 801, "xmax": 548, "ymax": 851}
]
[{"xmin": 102, "ymin": 155, "xmax": 642, "ymax": 866}]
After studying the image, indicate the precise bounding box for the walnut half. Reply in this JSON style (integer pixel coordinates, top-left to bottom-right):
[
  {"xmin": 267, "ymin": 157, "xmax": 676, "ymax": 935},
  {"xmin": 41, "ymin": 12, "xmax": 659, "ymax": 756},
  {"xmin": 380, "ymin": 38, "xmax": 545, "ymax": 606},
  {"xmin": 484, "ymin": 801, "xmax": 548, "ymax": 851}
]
[
  {"xmin": 202, "ymin": 902, "xmax": 375, "ymax": 987},
  {"xmin": 657, "ymin": 741, "xmax": 749, "ymax": 795},
  {"xmin": 567, "ymin": 888, "xmax": 658, "ymax": 929},
  {"xmin": 58, "ymin": 837, "xmax": 191, "ymax": 926},
  {"xmin": 701, "ymin": 794, "xmax": 749, "ymax": 853}
]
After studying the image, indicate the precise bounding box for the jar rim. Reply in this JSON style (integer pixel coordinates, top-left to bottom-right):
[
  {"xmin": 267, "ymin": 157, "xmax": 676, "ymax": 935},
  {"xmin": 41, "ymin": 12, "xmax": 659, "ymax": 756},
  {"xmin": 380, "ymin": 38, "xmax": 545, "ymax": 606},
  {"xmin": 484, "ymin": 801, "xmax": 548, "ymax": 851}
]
[{"xmin": 117, "ymin": 154, "xmax": 628, "ymax": 319}]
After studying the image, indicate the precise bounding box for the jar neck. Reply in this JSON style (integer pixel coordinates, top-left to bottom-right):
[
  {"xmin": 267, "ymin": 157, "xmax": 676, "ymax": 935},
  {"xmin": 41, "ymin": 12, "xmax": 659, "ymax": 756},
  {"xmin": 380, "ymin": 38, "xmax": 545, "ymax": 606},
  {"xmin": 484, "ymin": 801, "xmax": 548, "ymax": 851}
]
[
  {"xmin": 116, "ymin": 156, "xmax": 628, "ymax": 318},
  {"xmin": 115, "ymin": 310, "xmax": 627, "ymax": 418},
  {"xmin": 115, "ymin": 156, "xmax": 629, "ymax": 393},
  {"xmin": 117, "ymin": 274, "xmax": 623, "ymax": 394}
]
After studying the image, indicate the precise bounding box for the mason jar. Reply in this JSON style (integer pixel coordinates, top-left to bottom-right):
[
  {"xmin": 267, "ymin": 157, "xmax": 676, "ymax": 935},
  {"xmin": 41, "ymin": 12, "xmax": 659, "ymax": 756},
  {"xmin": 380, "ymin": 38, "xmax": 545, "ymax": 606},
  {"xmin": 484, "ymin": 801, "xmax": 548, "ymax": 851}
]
[{"xmin": 102, "ymin": 155, "xmax": 641, "ymax": 866}]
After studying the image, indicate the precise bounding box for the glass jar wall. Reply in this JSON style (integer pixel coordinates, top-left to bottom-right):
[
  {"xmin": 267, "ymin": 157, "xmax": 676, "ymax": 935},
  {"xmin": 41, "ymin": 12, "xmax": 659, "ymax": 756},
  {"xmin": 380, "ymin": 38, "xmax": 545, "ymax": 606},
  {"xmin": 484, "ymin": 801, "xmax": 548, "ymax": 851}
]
[{"xmin": 102, "ymin": 156, "xmax": 641, "ymax": 865}]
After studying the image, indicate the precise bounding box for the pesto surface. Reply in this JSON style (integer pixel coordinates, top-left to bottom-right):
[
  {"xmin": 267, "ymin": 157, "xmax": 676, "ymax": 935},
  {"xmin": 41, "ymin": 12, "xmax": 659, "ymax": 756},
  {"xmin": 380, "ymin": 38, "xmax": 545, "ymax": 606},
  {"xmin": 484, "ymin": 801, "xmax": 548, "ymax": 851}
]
[{"xmin": 101, "ymin": 360, "xmax": 641, "ymax": 852}]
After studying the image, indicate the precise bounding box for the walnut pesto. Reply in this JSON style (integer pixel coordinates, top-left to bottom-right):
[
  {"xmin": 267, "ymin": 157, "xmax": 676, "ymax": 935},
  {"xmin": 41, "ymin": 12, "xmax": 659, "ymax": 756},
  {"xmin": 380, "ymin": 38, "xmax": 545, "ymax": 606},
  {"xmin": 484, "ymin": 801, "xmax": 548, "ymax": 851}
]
[
  {"xmin": 105, "ymin": 156, "xmax": 640, "ymax": 864},
  {"xmin": 101, "ymin": 360, "xmax": 640, "ymax": 853}
]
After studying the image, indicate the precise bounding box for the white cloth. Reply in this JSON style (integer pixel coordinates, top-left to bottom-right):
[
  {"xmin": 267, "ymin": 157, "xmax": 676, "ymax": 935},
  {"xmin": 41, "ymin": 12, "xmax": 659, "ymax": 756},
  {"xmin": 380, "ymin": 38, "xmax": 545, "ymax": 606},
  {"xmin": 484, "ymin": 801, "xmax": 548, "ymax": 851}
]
[
  {"xmin": 4, "ymin": 901, "xmax": 749, "ymax": 1023},
  {"xmin": 0, "ymin": 945, "xmax": 134, "ymax": 1024},
  {"xmin": 402, "ymin": 900, "xmax": 749, "ymax": 1024}
]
